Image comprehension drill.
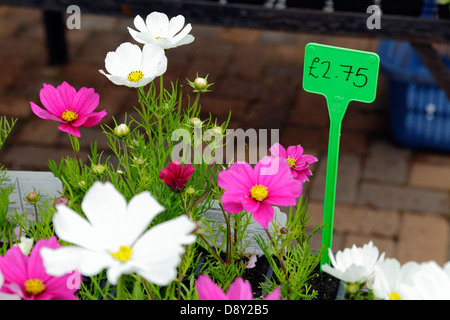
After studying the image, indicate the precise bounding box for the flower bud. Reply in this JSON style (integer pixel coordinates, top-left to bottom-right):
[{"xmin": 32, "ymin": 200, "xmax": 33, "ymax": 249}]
[
  {"xmin": 280, "ymin": 227, "xmax": 288, "ymax": 234},
  {"xmin": 185, "ymin": 187, "xmax": 195, "ymax": 195},
  {"xmin": 212, "ymin": 126, "xmax": 223, "ymax": 135},
  {"xmin": 190, "ymin": 117, "xmax": 202, "ymax": 127},
  {"xmin": 346, "ymin": 283, "xmax": 360, "ymax": 295},
  {"xmin": 194, "ymin": 77, "xmax": 208, "ymax": 90},
  {"xmin": 92, "ymin": 164, "xmax": 106, "ymax": 175},
  {"xmin": 53, "ymin": 195, "xmax": 69, "ymax": 208},
  {"xmin": 114, "ymin": 123, "xmax": 130, "ymax": 137},
  {"xmin": 25, "ymin": 191, "xmax": 40, "ymax": 204},
  {"xmin": 134, "ymin": 158, "xmax": 145, "ymax": 166}
]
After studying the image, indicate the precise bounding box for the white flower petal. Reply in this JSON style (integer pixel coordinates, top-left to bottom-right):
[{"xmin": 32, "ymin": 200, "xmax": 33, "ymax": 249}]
[
  {"xmin": 53, "ymin": 205, "xmax": 104, "ymax": 251},
  {"xmin": 141, "ymin": 44, "xmax": 167, "ymax": 77},
  {"xmin": 130, "ymin": 215, "xmax": 196, "ymax": 285},
  {"xmin": 322, "ymin": 241, "xmax": 384, "ymax": 284},
  {"xmin": 115, "ymin": 42, "xmax": 142, "ymax": 71},
  {"xmin": 41, "ymin": 246, "xmax": 113, "ymax": 277},
  {"xmin": 46, "ymin": 182, "xmax": 197, "ymax": 286},
  {"xmin": 398, "ymin": 261, "xmax": 450, "ymax": 300},
  {"xmin": 128, "ymin": 12, "xmax": 194, "ymax": 49},
  {"xmin": 104, "ymin": 51, "xmax": 129, "ymax": 77},
  {"xmin": 146, "ymin": 12, "xmax": 169, "ymax": 38},
  {"xmin": 133, "ymin": 15, "xmax": 148, "ymax": 33},
  {"xmin": 80, "ymin": 182, "xmax": 127, "ymax": 248},
  {"xmin": 128, "ymin": 27, "xmax": 146, "ymax": 44},
  {"xmin": 101, "ymin": 42, "xmax": 166, "ymax": 87},
  {"xmin": 171, "ymin": 23, "xmax": 193, "ymax": 45},
  {"xmin": 171, "ymin": 34, "xmax": 195, "ymax": 48},
  {"xmin": 168, "ymin": 15, "xmax": 185, "ymax": 38},
  {"xmin": 119, "ymin": 191, "xmax": 165, "ymax": 245}
]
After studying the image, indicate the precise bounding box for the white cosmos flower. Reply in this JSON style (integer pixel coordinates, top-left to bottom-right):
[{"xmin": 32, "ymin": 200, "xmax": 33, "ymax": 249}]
[
  {"xmin": 99, "ymin": 42, "xmax": 167, "ymax": 88},
  {"xmin": 372, "ymin": 258, "xmax": 419, "ymax": 300},
  {"xmin": 127, "ymin": 12, "xmax": 195, "ymax": 49},
  {"xmin": 40, "ymin": 182, "xmax": 197, "ymax": 285},
  {"xmin": 398, "ymin": 261, "xmax": 450, "ymax": 300},
  {"xmin": 322, "ymin": 241, "xmax": 385, "ymax": 284}
]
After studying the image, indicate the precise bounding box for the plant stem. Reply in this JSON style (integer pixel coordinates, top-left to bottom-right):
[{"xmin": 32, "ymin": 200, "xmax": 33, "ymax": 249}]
[
  {"xmin": 142, "ymin": 279, "xmax": 155, "ymax": 300},
  {"xmin": 160, "ymin": 75, "xmax": 164, "ymax": 108},
  {"xmin": 68, "ymin": 134, "xmax": 83, "ymax": 174},
  {"xmin": 219, "ymin": 202, "xmax": 232, "ymax": 265},
  {"xmin": 177, "ymin": 85, "xmax": 183, "ymax": 120},
  {"xmin": 116, "ymin": 275, "xmax": 126, "ymax": 300},
  {"xmin": 264, "ymin": 228, "xmax": 289, "ymax": 281},
  {"xmin": 192, "ymin": 92, "xmax": 201, "ymax": 116},
  {"xmin": 33, "ymin": 203, "xmax": 39, "ymax": 225}
]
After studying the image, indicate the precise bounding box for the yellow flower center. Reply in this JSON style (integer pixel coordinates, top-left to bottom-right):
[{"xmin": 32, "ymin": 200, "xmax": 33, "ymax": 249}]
[
  {"xmin": 250, "ymin": 185, "xmax": 268, "ymax": 202},
  {"xmin": 286, "ymin": 157, "xmax": 297, "ymax": 169},
  {"xmin": 61, "ymin": 109, "xmax": 78, "ymax": 122},
  {"xmin": 111, "ymin": 245, "xmax": 133, "ymax": 262},
  {"xmin": 389, "ymin": 292, "xmax": 402, "ymax": 300},
  {"xmin": 127, "ymin": 70, "xmax": 144, "ymax": 82},
  {"xmin": 24, "ymin": 279, "xmax": 45, "ymax": 296}
]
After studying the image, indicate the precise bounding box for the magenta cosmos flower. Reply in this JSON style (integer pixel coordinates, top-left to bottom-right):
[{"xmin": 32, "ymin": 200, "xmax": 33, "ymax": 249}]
[
  {"xmin": 269, "ymin": 143, "xmax": 318, "ymax": 182},
  {"xmin": 217, "ymin": 157, "xmax": 302, "ymax": 229},
  {"xmin": 30, "ymin": 81, "xmax": 107, "ymax": 138},
  {"xmin": 196, "ymin": 274, "xmax": 281, "ymax": 300},
  {"xmin": 159, "ymin": 161, "xmax": 195, "ymax": 192},
  {"xmin": 0, "ymin": 236, "xmax": 80, "ymax": 300}
]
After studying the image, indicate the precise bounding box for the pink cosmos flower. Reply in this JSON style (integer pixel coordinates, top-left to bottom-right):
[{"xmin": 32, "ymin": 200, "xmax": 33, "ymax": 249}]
[
  {"xmin": 196, "ymin": 274, "xmax": 281, "ymax": 300},
  {"xmin": 30, "ymin": 81, "xmax": 107, "ymax": 138},
  {"xmin": 269, "ymin": 143, "xmax": 318, "ymax": 182},
  {"xmin": 217, "ymin": 157, "xmax": 302, "ymax": 229},
  {"xmin": 159, "ymin": 161, "xmax": 195, "ymax": 192},
  {"xmin": 0, "ymin": 236, "xmax": 80, "ymax": 300}
]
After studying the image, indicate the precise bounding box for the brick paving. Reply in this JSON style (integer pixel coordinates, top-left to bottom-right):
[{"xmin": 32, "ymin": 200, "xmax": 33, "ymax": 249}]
[{"xmin": 0, "ymin": 6, "xmax": 450, "ymax": 265}]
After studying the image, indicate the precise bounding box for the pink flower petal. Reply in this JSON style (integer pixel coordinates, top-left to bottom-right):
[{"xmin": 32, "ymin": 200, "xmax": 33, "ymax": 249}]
[
  {"xmin": 70, "ymin": 110, "xmax": 107, "ymax": 128},
  {"xmin": 269, "ymin": 143, "xmax": 287, "ymax": 158},
  {"xmin": 226, "ymin": 278, "xmax": 253, "ymax": 300},
  {"xmin": 241, "ymin": 196, "xmax": 261, "ymax": 214},
  {"xmin": 159, "ymin": 161, "xmax": 195, "ymax": 191},
  {"xmin": 251, "ymin": 201, "xmax": 274, "ymax": 229},
  {"xmin": 218, "ymin": 162, "xmax": 254, "ymax": 192},
  {"xmin": 70, "ymin": 115, "xmax": 88, "ymax": 128},
  {"xmin": 256, "ymin": 157, "xmax": 291, "ymax": 188},
  {"xmin": 56, "ymin": 81, "xmax": 77, "ymax": 110},
  {"xmin": 0, "ymin": 246, "xmax": 28, "ymax": 292},
  {"xmin": 221, "ymin": 192, "xmax": 245, "ymax": 214},
  {"xmin": 72, "ymin": 87, "xmax": 100, "ymax": 116},
  {"xmin": 28, "ymin": 237, "xmax": 60, "ymax": 282},
  {"xmin": 30, "ymin": 102, "xmax": 61, "ymax": 121},
  {"xmin": 58, "ymin": 123, "xmax": 81, "ymax": 138},
  {"xmin": 264, "ymin": 286, "xmax": 281, "ymax": 300},
  {"xmin": 286, "ymin": 144, "xmax": 304, "ymax": 159},
  {"xmin": 39, "ymin": 83, "xmax": 66, "ymax": 116},
  {"xmin": 195, "ymin": 275, "xmax": 227, "ymax": 300}
]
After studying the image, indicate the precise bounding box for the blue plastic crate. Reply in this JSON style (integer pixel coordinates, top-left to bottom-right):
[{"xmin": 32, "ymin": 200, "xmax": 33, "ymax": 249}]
[{"xmin": 378, "ymin": 40, "xmax": 450, "ymax": 151}]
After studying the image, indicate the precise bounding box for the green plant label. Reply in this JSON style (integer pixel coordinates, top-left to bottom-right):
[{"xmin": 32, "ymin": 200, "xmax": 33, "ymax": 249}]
[
  {"xmin": 302, "ymin": 43, "xmax": 380, "ymax": 269},
  {"xmin": 303, "ymin": 43, "xmax": 380, "ymax": 111}
]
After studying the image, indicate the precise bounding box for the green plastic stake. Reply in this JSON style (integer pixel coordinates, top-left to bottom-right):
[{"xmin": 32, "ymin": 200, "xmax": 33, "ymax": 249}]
[{"xmin": 302, "ymin": 43, "xmax": 380, "ymax": 269}]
